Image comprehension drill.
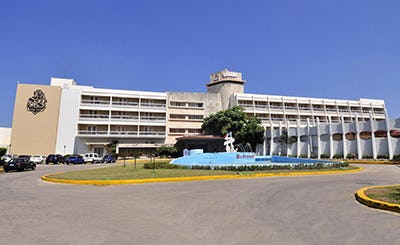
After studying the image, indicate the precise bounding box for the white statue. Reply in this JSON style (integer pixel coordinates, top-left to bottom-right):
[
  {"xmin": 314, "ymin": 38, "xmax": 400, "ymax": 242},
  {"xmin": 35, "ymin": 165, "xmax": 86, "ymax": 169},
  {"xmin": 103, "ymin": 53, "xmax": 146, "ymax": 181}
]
[{"xmin": 224, "ymin": 132, "xmax": 236, "ymax": 152}]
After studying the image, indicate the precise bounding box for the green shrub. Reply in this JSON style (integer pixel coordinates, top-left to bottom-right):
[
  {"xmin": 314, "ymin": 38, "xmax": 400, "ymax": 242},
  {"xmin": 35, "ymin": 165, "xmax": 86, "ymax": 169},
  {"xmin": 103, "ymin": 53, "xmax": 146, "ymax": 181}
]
[
  {"xmin": 310, "ymin": 153, "xmax": 317, "ymax": 159},
  {"xmin": 362, "ymin": 154, "xmax": 373, "ymax": 159},
  {"xmin": 320, "ymin": 153, "xmax": 330, "ymax": 159},
  {"xmin": 377, "ymin": 154, "xmax": 389, "ymax": 159},
  {"xmin": 155, "ymin": 146, "xmax": 178, "ymax": 158},
  {"xmin": 393, "ymin": 155, "xmax": 400, "ymax": 161},
  {"xmin": 333, "ymin": 154, "xmax": 344, "ymax": 159},
  {"xmin": 299, "ymin": 154, "xmax": 308, "ymax": 158},
  {"xmin": 346, "ymin": 153, "xmax": 357, "ymax": 159},
  {"xmin": 143, "ymin": 161, "xmax": 186, "ymax": 169},
  {"xmin": 0, "ymin": 147, "xmax": 6, "ymax": 157}
]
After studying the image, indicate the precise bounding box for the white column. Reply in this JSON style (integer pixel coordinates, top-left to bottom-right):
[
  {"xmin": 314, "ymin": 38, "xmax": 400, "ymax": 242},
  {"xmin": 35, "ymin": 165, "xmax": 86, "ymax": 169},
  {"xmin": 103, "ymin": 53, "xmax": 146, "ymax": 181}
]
[
  {"xmin": 369, "ymin": 112, "xmax": 377, "ymax": 159},
  {"xmin": 307, "ymin": 118, "xmax": 311, "ymax": 158},
  {"xmin": 278, "ymin": 122, "xmax": 283, "ymax": 156},
  {"xmin": 328, "ymin": 116, "xmax": 333, "ymax": 159},
  {"xmin": 385, "ymin": 110, "xmax": 393, "ymax": 159},
  {"xmin": 296, "ymin": 119, "xmax": 300, "ymax": 157},
  {"xmin": 269, "ymin": 120, "xmax": 274, "ymax": 155},
  {"xmin": 341, "ymin": 115, "xmax": 347, "ymax": 158},
  {"xmin": 316, "ymin": 117, "xmax": 321, "ymax": 159},
  {"xmin": 354, "ymin": 113, "xmax": 362, "ymax": 159},
  {"xmin": 286, "ymin": 120, "xmax": 290, "ymax": 157}
]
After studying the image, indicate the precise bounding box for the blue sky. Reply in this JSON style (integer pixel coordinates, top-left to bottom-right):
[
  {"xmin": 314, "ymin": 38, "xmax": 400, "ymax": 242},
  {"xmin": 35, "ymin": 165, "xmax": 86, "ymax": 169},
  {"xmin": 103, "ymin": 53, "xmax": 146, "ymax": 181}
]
[{"xmin": 1, "ymin": 0, "xmax": 399, "ymax": 127}]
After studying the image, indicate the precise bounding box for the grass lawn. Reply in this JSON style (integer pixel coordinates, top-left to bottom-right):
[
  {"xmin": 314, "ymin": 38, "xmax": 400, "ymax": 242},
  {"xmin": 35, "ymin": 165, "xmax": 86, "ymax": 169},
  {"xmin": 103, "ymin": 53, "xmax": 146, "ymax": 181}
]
[
  {"xmin": 47, "ymin": 163, "xmax": 358, "ymax": 181},
  {"xmin": 365, "ymin": 186, "xmax": 400, "ymax": 205}
]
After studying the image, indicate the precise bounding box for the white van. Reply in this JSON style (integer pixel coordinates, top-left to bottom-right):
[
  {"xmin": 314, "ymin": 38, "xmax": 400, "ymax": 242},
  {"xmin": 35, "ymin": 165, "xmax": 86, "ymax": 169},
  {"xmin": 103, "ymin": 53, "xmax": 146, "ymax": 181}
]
[{"xmin": 83, "ymin": 153, "xmax": 103, "ymax": 164}]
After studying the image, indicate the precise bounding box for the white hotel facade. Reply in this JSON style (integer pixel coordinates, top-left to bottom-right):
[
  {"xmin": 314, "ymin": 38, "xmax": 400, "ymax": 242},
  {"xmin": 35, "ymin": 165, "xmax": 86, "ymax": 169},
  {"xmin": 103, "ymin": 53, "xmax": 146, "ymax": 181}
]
[{"xmin": 11, "ymin": 69, "xmax": 397, "ymax": 159}]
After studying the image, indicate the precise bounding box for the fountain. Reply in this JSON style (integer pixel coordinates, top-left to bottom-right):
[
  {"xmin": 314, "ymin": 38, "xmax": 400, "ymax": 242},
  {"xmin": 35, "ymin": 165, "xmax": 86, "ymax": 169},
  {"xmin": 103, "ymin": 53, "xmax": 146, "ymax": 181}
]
[{"xmin": 170, "ymin": 132, "xmax": 336, "ymax": 167}]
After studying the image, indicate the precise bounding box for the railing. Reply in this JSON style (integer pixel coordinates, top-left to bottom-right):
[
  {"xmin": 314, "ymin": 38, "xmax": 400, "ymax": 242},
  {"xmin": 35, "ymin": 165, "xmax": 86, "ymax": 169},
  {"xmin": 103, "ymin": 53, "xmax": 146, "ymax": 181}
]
[
  {"xmin": 374, "ymin": 110, "xmax": 385, "ymax": 114},
  {"xmin": 110, "ymin": 115, "xmax": 139, "ymax": 121},
  {"xmin": 79, "ymin": 114, "xmax": 109, "ymax": 120},
  {"xmin": 326, "ymin": 108, "xmax": 338, "ymax": 112},
  {"xmin": 238, "ymin": 104, "xmax": 253, "ymax": 109},
  {"xmin": 139, "ymin": 131, "xmax": 166, "ymax": 136},
  {"xmin": 141, "ymin": 103, "xmax": 166, "ymax": 108},
  {"xmin": 270, "ymin": 106, "xmax": 283, "ymax": 110},
  {"xmin": 284, "ymin": 106, "xmax": 298, "ymax": 111},
  {"xmin": 140, "ymin": 116, "xmax": 166, "ymax": 122},
  {"xmin": 81, "ymin": 100, "xmax": 110, "ymax": 106},
  {"xmin": 109, "ymin": 131, "xmax": 138, "ymax": 135},
  {"xmin": 111, "ymin": 101, "xmax": 139, "ymax": 107},
  {"xmin": 78, "ymin": 130, "xmax": 108, "ymax": 135},
  {"xmin": 339, "ymin": 109, "xmax": 349, "ymax": 112},
  {"xmin": 312, "ymin": 108, "xmax": 324, "ymax": 111}
]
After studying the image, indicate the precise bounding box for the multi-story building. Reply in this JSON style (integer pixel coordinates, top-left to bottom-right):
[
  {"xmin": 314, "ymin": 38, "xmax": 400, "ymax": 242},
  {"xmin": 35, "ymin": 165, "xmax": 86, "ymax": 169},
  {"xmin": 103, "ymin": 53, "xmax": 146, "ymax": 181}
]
[{"xmin": 10, "ymin": 69, "xmax": 389, "ymax": 157}]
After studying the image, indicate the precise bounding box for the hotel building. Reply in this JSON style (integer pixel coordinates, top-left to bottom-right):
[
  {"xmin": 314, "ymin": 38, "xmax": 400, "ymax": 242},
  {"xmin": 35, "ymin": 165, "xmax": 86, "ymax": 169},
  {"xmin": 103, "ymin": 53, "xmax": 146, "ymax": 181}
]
[{"xmin": 10, "ymin": 69, "xmax": 390, "ymax": 158}]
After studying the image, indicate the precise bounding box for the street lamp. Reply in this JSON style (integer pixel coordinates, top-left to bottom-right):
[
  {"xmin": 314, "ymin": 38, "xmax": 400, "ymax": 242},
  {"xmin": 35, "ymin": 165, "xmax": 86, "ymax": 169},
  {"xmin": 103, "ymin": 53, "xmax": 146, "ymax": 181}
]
[{"xmin": 63, "ymin": 145, "xmax": 66, "ymax": 155}]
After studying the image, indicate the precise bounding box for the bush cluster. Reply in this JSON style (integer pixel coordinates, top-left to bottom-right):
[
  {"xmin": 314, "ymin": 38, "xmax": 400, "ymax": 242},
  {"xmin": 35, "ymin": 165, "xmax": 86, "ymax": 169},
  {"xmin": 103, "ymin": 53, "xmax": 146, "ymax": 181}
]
[
  {"xmin": 346, "ymin": 153, "xmax": 357, "ymax": 159},
  {"xmin": 143, "ymin": 161, "xmax": 187, "ymax": 169},
  {"xmin": 333, "ymin": 154, "xmax": 344, "ymax": 159},
  {"xmin": 393, "ymin": 155, "xmax": 400, "ymax": 161},
  {"xmin": 320, "ymin": 154, "xmax": 330, "ymax": 159},
  {"xmin": 362, "ymin": 154, "xmax": 373, "ymax": 159},
  {"xmin": 190, "ymin": 162, "xmax": 349, "ymax": 171},
  {"xmin": 377, "ymin": 154, "xmax": 389, "ymax": 159}
]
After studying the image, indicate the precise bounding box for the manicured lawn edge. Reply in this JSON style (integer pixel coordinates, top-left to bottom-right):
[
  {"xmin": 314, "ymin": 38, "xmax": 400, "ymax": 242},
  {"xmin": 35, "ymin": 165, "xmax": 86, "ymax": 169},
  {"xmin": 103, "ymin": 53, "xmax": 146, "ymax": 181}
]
[
  {"xmin": 41, "ymin": 165, "xmax": 363, "ymax": 185},
  {"xmin": 347, "ymin": 160, "xmax": 400, "ymax": 165},
  {"xmin": 355, "ymin": 184, "xmax": 400, "ymax": 214}
]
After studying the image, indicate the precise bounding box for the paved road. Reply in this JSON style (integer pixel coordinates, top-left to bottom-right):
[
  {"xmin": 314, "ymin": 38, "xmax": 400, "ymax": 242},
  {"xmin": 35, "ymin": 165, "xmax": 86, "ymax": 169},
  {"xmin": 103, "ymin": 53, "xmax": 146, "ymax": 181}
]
[{"xmin": 1, "ymin": 164, "xmax": 400, "ymax": 245}]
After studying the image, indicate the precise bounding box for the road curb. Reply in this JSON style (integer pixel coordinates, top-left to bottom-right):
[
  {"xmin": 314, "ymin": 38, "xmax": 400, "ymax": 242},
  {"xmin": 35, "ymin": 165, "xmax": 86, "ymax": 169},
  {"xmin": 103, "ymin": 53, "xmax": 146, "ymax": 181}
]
[
  {"xmin": 41, "ymin": 166, "xmax": 363, "ymax": 185},
  {"xmin": 355, "ymin": 185, "xmax": 400, "ymax": 213}
]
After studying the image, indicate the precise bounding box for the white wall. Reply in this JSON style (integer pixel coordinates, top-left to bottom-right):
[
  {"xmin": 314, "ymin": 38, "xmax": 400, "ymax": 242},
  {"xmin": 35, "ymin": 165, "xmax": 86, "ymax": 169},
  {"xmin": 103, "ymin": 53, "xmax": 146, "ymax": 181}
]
[
  {"xmin": 0, "ymin": 127, "xmax": 11, "ymax": 148},
  {"xmin": 55, "ymin": 87, "xmax": 82, "ymax": 154}
]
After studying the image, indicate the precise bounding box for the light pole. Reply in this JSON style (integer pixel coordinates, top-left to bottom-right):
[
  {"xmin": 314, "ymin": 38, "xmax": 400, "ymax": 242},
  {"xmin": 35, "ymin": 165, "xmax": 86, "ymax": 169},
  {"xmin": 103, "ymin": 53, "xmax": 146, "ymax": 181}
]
[{"xmin": 63, "ymin": 145, "xmax": 66, "ymax": 155}]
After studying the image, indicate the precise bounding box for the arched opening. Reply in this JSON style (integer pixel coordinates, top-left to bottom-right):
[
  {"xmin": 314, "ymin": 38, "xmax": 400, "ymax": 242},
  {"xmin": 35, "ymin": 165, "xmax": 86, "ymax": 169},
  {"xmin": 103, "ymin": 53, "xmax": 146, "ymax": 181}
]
[
  {"xmin": 320, "ymin": 134, "xmax": 329, "ymax": 141},
  {"xmin": 374, "ymin": 130, "xmax": 387, "ymax": 138},
  {"xmin": 300, "ymin": 135, "xmax": 308, "ymax": 142},
  {"xmin": 345, "ymin": 132, "xmax": 357, "ymax": 141},
  {"xmin": 332, "ymin": 133, "xmax": 343, "ymax": 141},
  {"xmin": 360, "ymin": 131, "xmax": 372, "ymax": 140},
  {"xmin": 390, "ymin": 129, "xmax": 400, "ymax": 138}
]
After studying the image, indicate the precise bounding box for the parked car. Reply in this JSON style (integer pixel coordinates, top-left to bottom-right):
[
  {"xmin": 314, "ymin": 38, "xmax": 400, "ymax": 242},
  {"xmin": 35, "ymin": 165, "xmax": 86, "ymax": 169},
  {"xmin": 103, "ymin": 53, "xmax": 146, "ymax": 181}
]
[
  {"xmin": 30, "ymin": 155, "xmax": 46, "ymax": 164},
  {"xmin": 3, "ymin": 155, "xmax": 36, "ymax": 172},
  {"xmin": 1, "ymin": 154, "xmax": 18, "ymax": 164},
  {"xmin": 102, "ymin": 154, "xmax": 117, "ymax": 163},
  {"xmin": 46, "ymin": 154, "xmax": 64, "ymax": 164},
  {"xmin": 65, "ymin": 155, "xmax": 85, "ymax": 165},
  {"xmin": 83, "ymin": 153, "xmax": 103, "ymax": 164}
]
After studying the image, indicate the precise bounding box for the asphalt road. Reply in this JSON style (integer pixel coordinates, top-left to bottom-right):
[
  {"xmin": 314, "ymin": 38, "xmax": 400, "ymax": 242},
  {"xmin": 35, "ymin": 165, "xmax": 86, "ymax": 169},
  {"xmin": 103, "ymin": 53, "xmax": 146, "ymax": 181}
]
[{"xmin": 1, "ymin": 164, "xmax": 400, "ymax": 245}]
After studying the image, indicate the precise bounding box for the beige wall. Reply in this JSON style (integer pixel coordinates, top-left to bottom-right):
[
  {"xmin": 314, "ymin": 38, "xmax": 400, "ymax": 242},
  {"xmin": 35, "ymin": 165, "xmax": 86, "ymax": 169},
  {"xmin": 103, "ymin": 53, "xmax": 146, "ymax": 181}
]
[{"xmin": 10, "ymin": 84, "xmax": 62, "ymax": 155}]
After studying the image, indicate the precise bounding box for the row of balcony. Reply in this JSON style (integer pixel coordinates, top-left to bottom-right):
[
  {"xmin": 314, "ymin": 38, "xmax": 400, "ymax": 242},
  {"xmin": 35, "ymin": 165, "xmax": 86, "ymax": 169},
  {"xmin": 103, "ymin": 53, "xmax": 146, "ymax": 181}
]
[
  {"xmin": 240, "ymin": 103, "xmax": 385, "ymax": 115},
  {"xmin": 78, "ymin": 130, "xmax": 166, "ymax": 137},
  {"xmin": 81, "ymin": 100, "xmax": 166, "ymax": 109},
  {"xmin": 79, "ymin": 114, "xmax": 166, "ymax": 122}
]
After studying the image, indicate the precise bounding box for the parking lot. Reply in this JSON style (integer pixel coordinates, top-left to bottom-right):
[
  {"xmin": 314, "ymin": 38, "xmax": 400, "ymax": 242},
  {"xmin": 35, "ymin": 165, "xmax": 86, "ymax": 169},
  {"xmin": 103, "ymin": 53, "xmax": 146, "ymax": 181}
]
[{"xmin": 1, "ymin": 164, "xmax": 400, "ymax": 245}]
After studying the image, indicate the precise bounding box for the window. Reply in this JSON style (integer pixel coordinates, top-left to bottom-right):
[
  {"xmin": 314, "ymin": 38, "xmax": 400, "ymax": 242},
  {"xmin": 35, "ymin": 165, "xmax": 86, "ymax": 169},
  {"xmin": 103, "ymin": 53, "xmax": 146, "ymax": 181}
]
[
  {"xmin": 170, "ymin": 101, "xmax": 186, "ymax": 107},
  {"xmin": 170, "ymin": 114, "xmax": 186, "ymax": 119},
  {"xmin": 169, "ymin": 128, "xmax": 186, "ymax": 134},
  {"xmin": 187, "ymin": 128, "xmax": 202, "ymax": 134},
  {"xmin": 188, "ymin": 102, "xmax": 203, "ymax": 108},
  {"xmin": 187, "ymin": 115, "xmax": 203, "ymax": 120}
]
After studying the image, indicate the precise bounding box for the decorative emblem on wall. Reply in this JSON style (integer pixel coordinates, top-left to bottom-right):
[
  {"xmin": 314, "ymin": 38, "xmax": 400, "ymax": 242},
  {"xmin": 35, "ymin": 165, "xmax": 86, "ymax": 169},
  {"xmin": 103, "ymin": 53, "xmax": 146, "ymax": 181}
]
[{"xmin": 26, "ymin": 89, "xmax": 47, "ymax": 115}]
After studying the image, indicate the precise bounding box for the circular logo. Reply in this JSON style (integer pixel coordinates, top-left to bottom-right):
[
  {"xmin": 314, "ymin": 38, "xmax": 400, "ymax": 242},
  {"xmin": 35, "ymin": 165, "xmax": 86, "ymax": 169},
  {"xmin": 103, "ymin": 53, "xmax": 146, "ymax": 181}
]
[{"xmin": 26, "ymin": 89, "xmax": 47, "ymax": 115}]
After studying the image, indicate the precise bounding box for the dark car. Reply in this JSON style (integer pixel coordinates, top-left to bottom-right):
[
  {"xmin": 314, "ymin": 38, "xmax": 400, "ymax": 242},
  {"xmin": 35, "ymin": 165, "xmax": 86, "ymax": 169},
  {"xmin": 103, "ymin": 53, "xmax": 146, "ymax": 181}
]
[
  {"xmin": 65, "ymin": 155, "xmax": 85, "ymax": 165},
  {"xmin": 3, "ymin": 155, "xmax": 36, "ymax": 172},
  {"xmin": 46, "ymin": 154, "xmax": 64, "ymax": 164},
  {"xmin": 102, "ymin": 154, "xmax": 117, "ymax": 163}
]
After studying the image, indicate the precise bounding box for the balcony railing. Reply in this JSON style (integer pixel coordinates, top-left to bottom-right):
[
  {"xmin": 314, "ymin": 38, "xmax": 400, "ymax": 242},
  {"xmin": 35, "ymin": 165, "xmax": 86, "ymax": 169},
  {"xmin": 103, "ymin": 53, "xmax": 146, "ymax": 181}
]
[
  {"xmin": 238, "ymin": 104, "xmax": 253, "ymax": 109},
  {"xmin": 111, "ymin": 101, "xmax": 139, "ymax": 107},
  {"xmin": 140, "ymin": 103, "xmax": 166, "ymax": 109},
  {"xmin": 139, "ymin": 131, "xmax": 166, "ymax": 136},
  {"xmin": 110, "ymin": 115, "xmax": 139, "ymax": 121},
  {"xmin": 79, "ymin": 114, "xmax": 109, "ymax": 120},
  {"xmin": 109, "ymin": 131, "xmax": 138, "ymax": 135},
  {"xmin": 140, "ymin": 116, "xmax": 166, "ymax": 122},
  {"xmin": 78, "ymin": 130, "xmax": 108, "ymax": 135},
  {"xmin": 81, "ymin": 100, "xmax": 110, "ymax": 106}
]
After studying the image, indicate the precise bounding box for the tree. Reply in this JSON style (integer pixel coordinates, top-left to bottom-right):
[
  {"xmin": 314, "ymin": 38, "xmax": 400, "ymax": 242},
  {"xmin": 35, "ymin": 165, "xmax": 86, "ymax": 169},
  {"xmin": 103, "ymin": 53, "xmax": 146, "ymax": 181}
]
[{"xmin": 201, "ymin": 106, "xmax": 265, "ymax": 151}]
